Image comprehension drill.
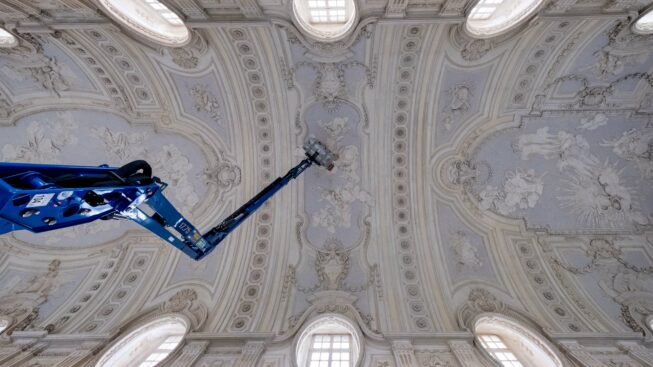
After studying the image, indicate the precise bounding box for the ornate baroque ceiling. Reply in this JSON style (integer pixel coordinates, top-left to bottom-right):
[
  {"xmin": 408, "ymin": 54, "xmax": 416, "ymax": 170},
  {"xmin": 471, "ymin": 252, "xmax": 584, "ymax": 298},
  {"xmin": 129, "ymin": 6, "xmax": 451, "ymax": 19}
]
[{"xmin": 0, "ymin": 0, "xmax": 652, "ymax": 366}]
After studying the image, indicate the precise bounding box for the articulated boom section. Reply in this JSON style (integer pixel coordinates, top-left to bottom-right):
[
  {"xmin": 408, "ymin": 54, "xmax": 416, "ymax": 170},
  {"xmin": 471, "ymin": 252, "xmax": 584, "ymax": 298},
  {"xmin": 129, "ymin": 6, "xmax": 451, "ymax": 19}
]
[{"xmin": 0, "ymin": 138, "xmax": 335, "ymax": 260}]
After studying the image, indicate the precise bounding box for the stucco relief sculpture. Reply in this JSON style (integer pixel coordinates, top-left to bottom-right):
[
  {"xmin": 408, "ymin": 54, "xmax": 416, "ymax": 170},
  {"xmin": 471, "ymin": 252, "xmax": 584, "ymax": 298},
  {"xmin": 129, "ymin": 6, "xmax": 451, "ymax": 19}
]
[
  {"xmin": 450, "ymin": 25, "xmax": 492, "ymax": 61},
  {"xmin": 579, "ymin": 113, "xmax": 608, "ymax": 131},
  {"xmin": 449, "ymin": 231, "xmax": 482, "ymax": 270},
  {"xmin": 442, "ymin": 83, "xmax": 473, "ymax": 131},
  {"xmin": 163, "ymin": 30, "xmax": 208, "ymax": 70},
  {"xmin": 417, "ymin": 353, "xmax": 454, "ymax": 366},
  {"xmin": 591, "ymin": 18, "xmax": 653, "ymax": 79},
  {"xmin": 189, "ymin": 84, "xmax": 222, "ymax": 123},
  {"xmin": 204, "ymin": 161, "xmax": 241, "ymax": 190},
  {"xmin": 552, "ymin": 238, "xmax": 653, "ymax": 338},
  {"xmin": 0, "ymin": 260, "xmax": 62, "ymax": 333},
  {"xmin": 543, "ymin": 72, "xmax": 652, "ymax": 110},
  {"xmin": 1, "ymin": 112, "xmax": 78, "ymax": 163},
  {"xmin": 316, "ymin": 246, "xmax": 351, "ymax": 291},
  {"xmin": 283, "ymin": 59, "xmax": 376, "ymax": 111},
  {"xmin": 311, "ymin": 117, "xmax": 373, "ymax": 233},
  {"xmin": 160, "ymin": 289, "xmax": 208, "ymax": 331},
  {"xmin": 559, "ymin": 162, "xmax": 647, "ymax": 227},
  {"xmin": 92, "ymin": 127, "xmax": 200, "ymax": 212},
  {"xmin": 0, "ymin": 34, "xmax": 74, "ymax": 96},
  {"xmin": 315, "ymin": 63, "xmax": 347, "ymax": 109},
  {"xmin": 601, "ymin": 128, "xmax": 653, "ymax": 178},
  {"xmin": 479, "ymin": 168, "xmax": 544, "ymax": 215},
  {"xmin": 446, "ymin": 159, "xmax": 491, "ymax": 188},
  {"xmin": 473, "ymin": 119, "xmax": 651, "ymax": 229},
  {"xmin": 516, "ymin": 127, "xmax": 596, "ymax": 175}
]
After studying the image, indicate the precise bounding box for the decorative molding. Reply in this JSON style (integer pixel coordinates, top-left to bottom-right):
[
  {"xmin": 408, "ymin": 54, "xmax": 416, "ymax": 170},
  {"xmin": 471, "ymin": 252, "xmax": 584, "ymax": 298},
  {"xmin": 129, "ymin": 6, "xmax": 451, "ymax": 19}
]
[
  {"xmin": 385, "ymin": 0, "xmax": 408, "ymax": 18},
  {"xmin": 390, "ymin": 24, "xmax": 434, "ymax": 332},
  {"xmin": 558, "ymin": 340, "xmax": 608, "ymax": 367},
  {"xmin": 617, "ymin": 341, "xmax": 653, "ymax": 367},
  {"xmin": 391, "ymin": 340, "xmax": 418, "ymax": 367},
  {"xmin": 224, "ymin": 27, "xmax": 276, "ymax": 333},
  {"xmin": 160, "ymin": 289, "xmax": 209, "ymax": 331},
  {"xmin": 448, "ymin": 340, "xmax": 483, "ymax": 367},
  {"xmin": 440, "ymin": 0, "xmax": 467, "ymax": 16},
  {"xmin": 236, "ymin": 340, "xmax": 265, "ymax": 367},
  {"xmin": 170, "ymin": 341, "xmax": 209, "ymax": 367},
  {"xmin": 273, "ymin": 18, "xmax": 377, "ymax": 62}
]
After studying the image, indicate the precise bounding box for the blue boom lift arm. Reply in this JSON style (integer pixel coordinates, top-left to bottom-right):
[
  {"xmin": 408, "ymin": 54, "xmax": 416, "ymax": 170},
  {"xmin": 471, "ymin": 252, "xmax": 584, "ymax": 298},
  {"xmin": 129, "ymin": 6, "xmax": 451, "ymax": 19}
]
[{"xmin": 0, "ymin": 138, "xmax": 336, "ymax": 260}]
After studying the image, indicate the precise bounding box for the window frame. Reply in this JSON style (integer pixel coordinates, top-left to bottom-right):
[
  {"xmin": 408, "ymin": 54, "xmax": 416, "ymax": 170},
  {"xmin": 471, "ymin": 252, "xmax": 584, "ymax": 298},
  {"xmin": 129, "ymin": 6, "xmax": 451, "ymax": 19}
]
[
  {"xmin": 464, "ymin": 0, "xmax": 545, "ymax": 39},
  {"xmin": 632, "ymin": 5, "xmax": 653, "ymax": 35},
  {"xmin": 292, "ymin": 0, "xmax": 359, "ymax": 42},
  {"xmin": 477, "ymin": 334, "xmax": 524, "ymax": 367},
  {"xmin": 294, "ymin": 314, "xmax": 363, "ymax": 367},
  {"xmin": 96, "ymin": 314, "xmax": 189, "ymax": 367},
  {"xmin": 473, "ymin": 313, "xmax": 564, "ymax": 367},
  {"xmin": 95, "ymin": 0, "xmax": 191, "ymax": 47},
  {"xmin": 307, "ymin": 0, "xmax": 348, "ymax": 24},
  {"xmin": 307, "ymin": 333, "xmax": 353, "ymax": 367},
  {"xmin": 137, "ymin": 334, "xmax": 185, "ymax": 367}
]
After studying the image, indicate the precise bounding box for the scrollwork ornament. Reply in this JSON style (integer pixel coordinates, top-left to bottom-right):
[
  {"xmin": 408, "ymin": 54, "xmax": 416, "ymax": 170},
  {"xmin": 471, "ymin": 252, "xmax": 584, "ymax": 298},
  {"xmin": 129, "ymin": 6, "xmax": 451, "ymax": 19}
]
[
  {"xmin": 160, "ymin": 289, "xmax": 208, "ymax": 331},
  {"xmin": 273, "ymin": 18, "xmax": 377, "ymax": 61}
]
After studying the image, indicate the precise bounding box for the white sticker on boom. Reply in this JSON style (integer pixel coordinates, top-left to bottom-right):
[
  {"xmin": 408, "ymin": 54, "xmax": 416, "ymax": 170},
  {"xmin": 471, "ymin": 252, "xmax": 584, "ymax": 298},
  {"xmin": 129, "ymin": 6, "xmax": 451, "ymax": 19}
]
[
  {"xmin": 26, "ymin": 193, "xmax": 55, "ymax": 208},
  {"xmin": 57, "ymin": 191, "xmax": 73, "ymax": 201}
]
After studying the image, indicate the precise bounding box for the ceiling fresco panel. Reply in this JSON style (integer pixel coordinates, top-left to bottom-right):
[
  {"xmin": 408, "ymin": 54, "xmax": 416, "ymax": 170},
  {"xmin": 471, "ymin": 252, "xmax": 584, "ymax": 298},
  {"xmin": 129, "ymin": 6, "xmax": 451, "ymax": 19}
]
[{"xmin": 469, "ymin": 112, "xmax": 653, "ymax": 232}]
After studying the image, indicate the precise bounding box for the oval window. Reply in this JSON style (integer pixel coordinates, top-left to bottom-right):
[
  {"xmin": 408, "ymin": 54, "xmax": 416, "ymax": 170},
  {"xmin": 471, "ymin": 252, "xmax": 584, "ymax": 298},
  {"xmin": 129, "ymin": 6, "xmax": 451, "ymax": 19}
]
[
  {"xmin": 633, "ymin": 7, "xmax": 653, "ymax": 35},
  {"xmin": 97, "ymin": 315, "xmax": 188, "ymax": 367},
  {"xmin": 96, "ymin": 0, "xmax": 190, "ymax": 47},
  {"xmin": 0, "ymin": 27, "xmax": 17, "ymax": 48},
  {"xmin": 292, "ymin": 0, "xmax": 358, "ymax": 41},
  {"xmin": 465, "ymin": 0, "xmax": 544, "ymax": 38}
]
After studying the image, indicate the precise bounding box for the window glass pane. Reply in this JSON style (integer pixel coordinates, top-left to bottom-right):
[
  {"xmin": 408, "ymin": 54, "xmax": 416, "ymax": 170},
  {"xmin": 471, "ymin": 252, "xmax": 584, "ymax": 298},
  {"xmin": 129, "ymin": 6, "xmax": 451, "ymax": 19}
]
[
  {"xmin": 478, "ymin": 334, "xmax": 525, "ymax": 367},
  {"xmin": 634, "ymin": 9, "xmax": 653, "ymax": 34},
  {"xmin": 307, "ymin": 0, "xmax": 349, "ymax": 24},
  {"xmin": 466, "ymin": 0, "xmax": 543, "ymax": 37},
  {"xmin": 307, "ymin": 334, "xmax": 352, "ymax": 367},
  {"xmin": 0, "ymin": 27, "xmax": 17, "ymax": 48}
]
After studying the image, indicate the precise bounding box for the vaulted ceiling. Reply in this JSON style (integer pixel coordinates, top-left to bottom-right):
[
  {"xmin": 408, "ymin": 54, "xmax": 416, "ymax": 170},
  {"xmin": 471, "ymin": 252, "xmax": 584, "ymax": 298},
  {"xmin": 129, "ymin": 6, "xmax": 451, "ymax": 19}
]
[{"xmin": 0, "ymin": 0, "xmax": 652, "ymax": 366}]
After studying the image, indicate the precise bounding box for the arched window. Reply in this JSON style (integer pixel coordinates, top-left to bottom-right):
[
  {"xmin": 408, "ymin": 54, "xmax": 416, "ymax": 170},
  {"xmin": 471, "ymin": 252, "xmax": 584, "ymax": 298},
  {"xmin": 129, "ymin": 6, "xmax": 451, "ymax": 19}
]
[
  {"xmin": 292, "ymin": 0, "xmax": 358, "ymax": 41},
  {"xmin": 0, "ymin": 27, "xmax": 17, "ymax": 48},
  {"xmin": 96, "ymin": 0, "xmax": 190, "ymax": 47},
  {"xmin": 295, "ymin": 314, "xmax": 362, "ymax": 367},
  {"xmin": 97, "ymin": 315, "xmax": 188, "ymax": 367},
  {"xmin": 465, "ymin": 0, "xmax": 544, "ymax": 38},
  {"xmin": 478, "ymin": 334, "xmax": 525, "ymax": 366},
  {"xmin": 474, "ymin": 315, "xmax": 563, "ymax": 367},
  {"xmin": 633, "ymin": 7, "xmax": 653, "ymax": 35}
]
